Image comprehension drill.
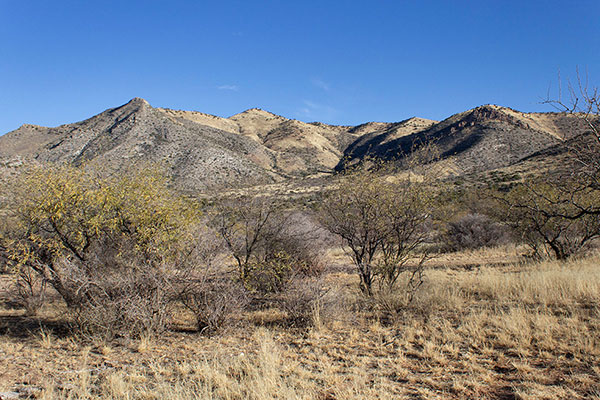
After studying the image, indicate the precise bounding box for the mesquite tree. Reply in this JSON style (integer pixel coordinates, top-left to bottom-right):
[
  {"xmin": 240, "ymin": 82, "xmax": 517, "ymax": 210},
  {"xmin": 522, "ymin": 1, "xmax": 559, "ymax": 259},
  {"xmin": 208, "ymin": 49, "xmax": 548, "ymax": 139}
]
[{"xmin": 319, "ymin": 163, "xmax": 435, "ymax": 296}]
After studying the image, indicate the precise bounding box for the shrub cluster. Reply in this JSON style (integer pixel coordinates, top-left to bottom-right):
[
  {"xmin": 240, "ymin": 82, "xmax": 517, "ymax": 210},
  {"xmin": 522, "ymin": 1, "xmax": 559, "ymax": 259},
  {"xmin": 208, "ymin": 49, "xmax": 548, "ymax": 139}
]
[
  {"xmin": 181, "ymin": 274, "xmax": 249, "ymax": 334},
  {"xmin": 0, "ymin": 165, "xmax": 331, "ymax": 337},
  {"xmin": 11, "ymin": 155, "xmax": 600, "ymax": 340},
  {"xmin": 444, "ymin": 213, "xmax": 510, "ymax": 251},
  {"xmin": 208, "ymin": 197, "xmax": 329, "ymax": 327},
  {"xmin": 2, "ymin": 164, "xmax": 200, "ymax": 339}
]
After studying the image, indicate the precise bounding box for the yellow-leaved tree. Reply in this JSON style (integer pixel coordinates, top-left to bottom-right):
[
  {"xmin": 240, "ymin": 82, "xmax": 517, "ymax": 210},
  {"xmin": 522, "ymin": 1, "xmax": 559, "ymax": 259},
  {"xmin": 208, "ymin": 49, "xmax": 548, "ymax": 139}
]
[{"xmin": 1, "ymin": 163, "xmax": 200, "ymax": 338}]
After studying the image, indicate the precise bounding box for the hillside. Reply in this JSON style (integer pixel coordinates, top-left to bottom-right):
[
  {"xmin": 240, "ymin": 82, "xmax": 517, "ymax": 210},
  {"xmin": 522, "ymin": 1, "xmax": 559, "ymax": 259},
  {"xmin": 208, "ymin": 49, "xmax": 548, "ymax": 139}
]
[
  {"xmin": 0, "ymin": 98, "xmax": 282, "ymax": 191},
  {"xmin": 155, "ymin": 107, "xmax": 363, "ymax": 175},
  {"xmin": 337, "ymin": 105, "xmax": 593, "ymax": 175},
  {"xmin": 0, "ymin": 99, "xmax": 594, "ymax": 191}
]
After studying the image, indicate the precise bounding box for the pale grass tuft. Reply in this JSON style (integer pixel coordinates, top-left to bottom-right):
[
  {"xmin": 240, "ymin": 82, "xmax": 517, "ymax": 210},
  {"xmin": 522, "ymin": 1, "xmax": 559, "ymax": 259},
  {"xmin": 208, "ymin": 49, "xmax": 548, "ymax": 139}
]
[
  {"xmin": 136, "ymin": 333, "xmax": 153, "ymax": 354},
  {"xmin": 461, "ymin": 256, "xmax": 600, "ymax": 307},
  {"xmin": 37, "ymin": 326, "xmax": 54, "ymax": 350}
]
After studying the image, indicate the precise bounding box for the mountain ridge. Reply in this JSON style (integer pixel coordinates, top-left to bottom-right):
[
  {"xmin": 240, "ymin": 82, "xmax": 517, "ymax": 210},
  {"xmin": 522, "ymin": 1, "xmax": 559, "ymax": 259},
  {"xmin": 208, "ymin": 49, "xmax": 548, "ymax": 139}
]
[{"xmin": 1, "ymin": 98, "xmax": 595, "ymax": 192}]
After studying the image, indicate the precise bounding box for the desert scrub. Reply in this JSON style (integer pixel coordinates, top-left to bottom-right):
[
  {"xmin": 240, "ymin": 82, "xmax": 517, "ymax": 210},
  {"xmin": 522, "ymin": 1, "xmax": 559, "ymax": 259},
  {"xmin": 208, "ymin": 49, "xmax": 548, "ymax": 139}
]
[
  {"xmin": 1, "ymin": 163, "xmax": 201, "ymax": 339},
  {"xmin": 444, "ymin": 213, "xmax": 511, "ymax": 251}
]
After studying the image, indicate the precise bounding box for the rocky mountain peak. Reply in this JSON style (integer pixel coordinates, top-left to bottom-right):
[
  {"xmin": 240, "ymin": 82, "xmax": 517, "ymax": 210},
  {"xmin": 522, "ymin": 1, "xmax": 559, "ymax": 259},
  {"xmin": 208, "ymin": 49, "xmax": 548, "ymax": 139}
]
[
  {"xmin": 19, "ymin": 123, "xmax": 46, "ymax": 130},
  {"xmin": 468, "ymin": 105, "xmax": 518, "ymax": 123},
  {"xmin": 230, "ymin": 108, "xmax": 284, "ymax": 120},
  {"xmin": 127, "ymin": 97, "xmax": 150, "ymax": 107}
]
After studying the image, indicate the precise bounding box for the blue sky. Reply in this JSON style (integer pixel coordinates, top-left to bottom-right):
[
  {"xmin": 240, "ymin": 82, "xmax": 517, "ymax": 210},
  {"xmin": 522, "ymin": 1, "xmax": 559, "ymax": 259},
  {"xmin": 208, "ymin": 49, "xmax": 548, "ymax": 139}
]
[{"xmin": 1, "ymin": 0, "xmax": 598, "ymax": 134}]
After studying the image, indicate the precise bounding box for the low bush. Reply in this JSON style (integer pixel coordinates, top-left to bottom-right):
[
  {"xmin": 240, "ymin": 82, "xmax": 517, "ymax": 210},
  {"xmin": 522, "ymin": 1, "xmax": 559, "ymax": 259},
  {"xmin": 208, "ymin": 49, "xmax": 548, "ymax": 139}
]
[
  {"xmin": 277, "ymin": 277, "xmax": 328, "ymax": 328},
  {"xmin": 211, "ymin": 199, "xmax": 326, "ymax": 295},
  {"xmin": 181, "ymin": 275, "xmax": 249, "ymax": 334},
  {"xmin": 70, "ymin": 263, "xmax": 172, "ymax": 339},
  {"xmin": 444, "ymin": 213, "xmax": 510, "ymax": 251},
  {"xmin": 14, "ymin": 265, "xmax": 47, "ymax": 316}
]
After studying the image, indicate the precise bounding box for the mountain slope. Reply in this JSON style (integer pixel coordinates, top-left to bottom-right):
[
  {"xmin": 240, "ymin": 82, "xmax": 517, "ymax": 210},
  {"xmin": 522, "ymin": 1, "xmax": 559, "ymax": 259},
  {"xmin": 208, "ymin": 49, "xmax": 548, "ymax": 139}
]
[
  {"xmin": 159, "ymin": 107, "xmax": 361, "ymax": 175},
  {"xmin": 340, "ymin": 117, "xmax": 437, "ymax": 168},
  {"xmin": 1, "ymin": 99, "xmax": 591, "ymax": 191},
  {"xmin": 229, "ymin": 109, "xmax": 361, "ymax": 174},
  {"xmin": 0, "ymin": 98, "xmax": 279, "ymax": 191},
  {"xmin": 0, "ymin": 99, "xmax": 367, "ymax": 190},
  {"xmin": 337, "ymin": 105, "xmax": 590, "ymax": 174}
]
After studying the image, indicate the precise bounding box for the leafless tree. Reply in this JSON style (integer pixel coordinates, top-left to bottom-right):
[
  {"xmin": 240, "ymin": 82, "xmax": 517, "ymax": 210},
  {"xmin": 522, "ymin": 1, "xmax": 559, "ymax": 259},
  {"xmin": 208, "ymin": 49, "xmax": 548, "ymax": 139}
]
[
  {"xmin": 319, "ymin": 162, "xmax": 435, "ymax": 296},
  {"xmin": 492, "ymin": 181, "xmax": 600, "ymax": 260},
  {"xmin": 542, "ymin": 69, "xmax": 600, "ymax": 194},
  {"xmin": 492, "ymin": 72, "xmax": 600, "ymax": 260},
  {"xmin": 209, "ymin": 196, "xmax": 325, "ymax": 293}
]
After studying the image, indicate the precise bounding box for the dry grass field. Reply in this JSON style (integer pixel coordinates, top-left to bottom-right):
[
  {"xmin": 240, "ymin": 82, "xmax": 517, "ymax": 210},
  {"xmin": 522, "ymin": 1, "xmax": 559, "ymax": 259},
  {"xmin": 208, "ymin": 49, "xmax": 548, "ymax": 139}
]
[{"xmin": 1, "ymin": 246, "xmax": 599, "ymax": 400}]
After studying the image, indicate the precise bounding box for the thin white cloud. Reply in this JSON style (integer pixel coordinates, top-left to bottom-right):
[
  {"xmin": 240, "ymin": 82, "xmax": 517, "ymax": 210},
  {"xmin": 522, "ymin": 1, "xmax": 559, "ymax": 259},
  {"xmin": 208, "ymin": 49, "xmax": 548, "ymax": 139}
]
[
  {"xmin": 311, "ymin": 78, "xmax": 331, "ymax": 91},
  {"xmin": 296, "ymin": 100, "xmax": 337, "ymax": 121},
  {"xmin": 303, "ymin": 100, "xmax": 320, "ymax": 109},
  {"xmin": 217, "ymin": 84, "xmax": 239, "ymax": 91}
]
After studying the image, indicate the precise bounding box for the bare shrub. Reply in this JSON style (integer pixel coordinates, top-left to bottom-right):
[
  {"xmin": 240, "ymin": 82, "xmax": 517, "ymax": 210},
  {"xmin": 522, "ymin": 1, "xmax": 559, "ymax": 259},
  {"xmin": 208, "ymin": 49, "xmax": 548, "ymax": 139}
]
[
  {"xmin": 490, "ymin": 72, "xmax": 600, "ymax": 260},
  {"xmin": 319, "ymin": 161, "xmax": 436, "ymax": 296},
  {"xmin": 211, "ymin": 198, "xmax": 326, "ymax": 294},
  {"xmin": 278, "ymin": 277, "xmax": 329, "ymax": 328},
  {"xmin": 266, "ymin": 211, "xmax": 328, "ymax": 278},
  {"xmin": 244, "ymin": 252, "xmax": 294, "ymax": 294},
  {"xmin": 210, "ymin": 203, "xmax": 333, "ymax": 327},
  {"xmin": 173, "ymin": 224, "xmax": 250, "ymax": 334},
  {"xmin": 444, "ymin": 213, "xmax": 510, "ymax": 251},
  {"xmin": 181, "ymin": 275, "xmax": 249, "ymax": 334},
  {"xmin": 70, "ymin": 263, "xmax": 172, "ymax": 340},
  {"xmin": 485, "ymin": 74, "xmax": 600, "ymax": 260},
  {"xmin": 491, "ymin": 179, "xmax": 600, "ymax": 260},
  {"xmin": 210, "ymin": 196, "xmax": 283, "ymax": 282},
  {"xmin": 14, "ymin": 265, "xmax": 47, "ymax": 316}
]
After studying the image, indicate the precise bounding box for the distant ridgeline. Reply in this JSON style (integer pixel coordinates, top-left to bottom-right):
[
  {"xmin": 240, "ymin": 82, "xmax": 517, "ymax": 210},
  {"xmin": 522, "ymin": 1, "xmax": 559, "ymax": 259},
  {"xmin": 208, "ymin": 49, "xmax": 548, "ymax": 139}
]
[{"xmin": 0, "ymin": 98, "xmax": 595, "ymax": 192}]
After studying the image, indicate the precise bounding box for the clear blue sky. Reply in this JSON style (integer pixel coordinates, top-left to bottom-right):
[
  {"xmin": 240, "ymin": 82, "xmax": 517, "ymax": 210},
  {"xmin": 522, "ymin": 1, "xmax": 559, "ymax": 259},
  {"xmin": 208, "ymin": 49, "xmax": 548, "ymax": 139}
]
[{"xmin": 1, "ymin": 0, "xmax": 599, "ymax": 134}]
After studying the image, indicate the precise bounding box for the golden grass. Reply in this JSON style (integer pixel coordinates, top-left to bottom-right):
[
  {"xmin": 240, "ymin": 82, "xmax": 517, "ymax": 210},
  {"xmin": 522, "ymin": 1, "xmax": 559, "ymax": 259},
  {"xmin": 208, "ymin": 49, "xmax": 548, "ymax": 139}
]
[{"xmin": 1, "ymin": 252, "xmax": 599, "ymax": 399}]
